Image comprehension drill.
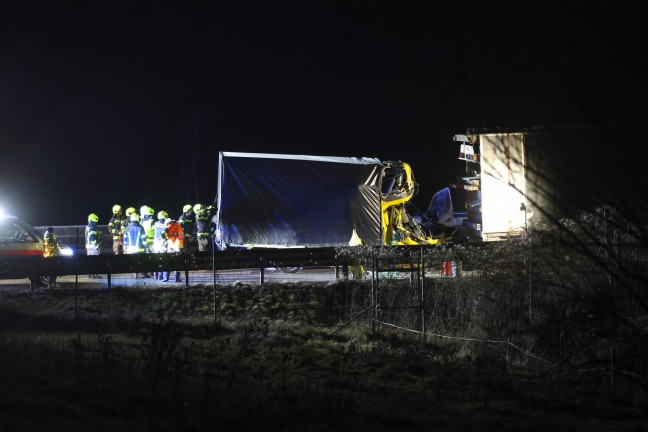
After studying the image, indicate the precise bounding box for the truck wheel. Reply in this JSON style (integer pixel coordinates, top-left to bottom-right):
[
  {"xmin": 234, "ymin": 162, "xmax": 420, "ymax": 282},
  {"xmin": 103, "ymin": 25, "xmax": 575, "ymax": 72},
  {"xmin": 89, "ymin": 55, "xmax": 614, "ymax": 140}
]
[{"xmin": 29, "ymin": 276, "xmax": 47, "ymax": 287}]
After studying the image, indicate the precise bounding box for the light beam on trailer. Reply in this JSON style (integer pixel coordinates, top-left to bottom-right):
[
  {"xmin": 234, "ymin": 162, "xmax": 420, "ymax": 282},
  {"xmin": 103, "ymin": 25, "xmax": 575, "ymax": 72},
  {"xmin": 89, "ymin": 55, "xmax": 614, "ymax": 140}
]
[{"xmin": 480, "ymin": 133, "xmax": 528, "ymax": 241}]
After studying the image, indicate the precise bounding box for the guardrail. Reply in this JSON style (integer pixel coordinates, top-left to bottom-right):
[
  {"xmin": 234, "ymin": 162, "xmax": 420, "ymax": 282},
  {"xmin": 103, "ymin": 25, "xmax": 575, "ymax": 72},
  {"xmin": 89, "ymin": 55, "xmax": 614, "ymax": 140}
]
[{"xmin": 0, "ymin": 247, "xmax": 340, "ymax": 289}]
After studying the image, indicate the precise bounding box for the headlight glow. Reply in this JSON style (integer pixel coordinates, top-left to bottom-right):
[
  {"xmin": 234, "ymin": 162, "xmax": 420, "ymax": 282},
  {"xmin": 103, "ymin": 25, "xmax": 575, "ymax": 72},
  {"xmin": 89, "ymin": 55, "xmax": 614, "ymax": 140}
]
[{"xmin": 59, "ymin": 246, "xmax": 74, "ymax": 256}]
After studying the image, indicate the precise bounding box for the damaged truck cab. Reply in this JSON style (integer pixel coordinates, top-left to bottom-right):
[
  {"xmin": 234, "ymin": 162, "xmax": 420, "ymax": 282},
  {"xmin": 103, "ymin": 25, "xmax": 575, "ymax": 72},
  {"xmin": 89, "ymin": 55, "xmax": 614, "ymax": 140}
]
[{"xmin": 381, "ymin": 161, "xmax": 438, "ymax": 246}]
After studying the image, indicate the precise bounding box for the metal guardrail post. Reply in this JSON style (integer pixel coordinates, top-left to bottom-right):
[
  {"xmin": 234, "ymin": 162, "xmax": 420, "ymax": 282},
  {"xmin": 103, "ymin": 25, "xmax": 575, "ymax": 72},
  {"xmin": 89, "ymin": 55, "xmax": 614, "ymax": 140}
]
[
  {"xmin": 419, "ymin": 246, "xmax": 425, "ymax": 337},
  {"xmin": 212, "ymin": 238, "xmax": 218, "ymax": 324},
  {"xmin": 74, "ymin": 235, "xmax": 79, "ymax": 322},
  {"xmin": 371, "ymin": 250, "xmax": 376, "ymax": 334},
  {"xmin": 259, "ymin": 256, "xmax": 265, "ymax": 286},
  {"xmin": 75, "ymin": 227, "xmax": 79, "ymax": 291}
]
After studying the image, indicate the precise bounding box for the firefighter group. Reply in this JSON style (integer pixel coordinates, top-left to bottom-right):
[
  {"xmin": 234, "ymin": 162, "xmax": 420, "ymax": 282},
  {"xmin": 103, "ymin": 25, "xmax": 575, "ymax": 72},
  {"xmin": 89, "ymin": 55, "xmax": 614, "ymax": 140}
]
[{"xmin": 84, "ymin": 203, "xmax": 216, "ymax": 282}]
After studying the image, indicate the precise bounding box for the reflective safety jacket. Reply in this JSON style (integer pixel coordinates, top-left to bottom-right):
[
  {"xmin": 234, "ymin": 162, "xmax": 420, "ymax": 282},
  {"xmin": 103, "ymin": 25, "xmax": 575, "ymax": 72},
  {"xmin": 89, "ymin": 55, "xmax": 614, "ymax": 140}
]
[
  {"xmin": 164, "ymin": 220, "xmax": 184, "ymax": 252},
  {"xmin": 179, "ymin": 211, "xmax": 195, "ymax": 237},
  {"xmin": 43, "ymin": 231, "xmax": 60, "ymax": 258},
  {"xmin": 123, "ymin": 221, "xmax": 147, "ymax": 254},
  {"xmin": 108, "ymin": 214, "xmax": 126, "ymax": 241},
  {"xmin": 195, "ymin": 206, "xmax": 215, "ymax": 237},
  {"xmin": 152, "ymin": 219, "xmax": 167, "ymax": 253},
  {"xmin": 85, "ymin": 222, "xmax": 102, "ymax": 250},
  {"xmin": 141, "ymin": 215, "xmax": 155, "ymax": 252}
]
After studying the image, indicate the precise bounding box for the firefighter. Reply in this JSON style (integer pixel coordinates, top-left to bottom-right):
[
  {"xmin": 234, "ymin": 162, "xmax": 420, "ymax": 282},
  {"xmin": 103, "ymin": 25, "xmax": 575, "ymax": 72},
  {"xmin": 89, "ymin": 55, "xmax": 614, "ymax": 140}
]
[
  {"xmin": 161, "ymin": 217, "xmax": 185, "ymax": 282},
  {"xmin": 85, "ymin": 213, "xmax": 102, "ymax": 279},
  {"xmin": 140, "ymin": 206, "xmax": 155, "ymax": 253},
  {"xmin": 43, "ymin": 226, "xmax": 61, "ymax": 287},
  {"xmin": 137, "ymin": 206, "xmax": 156, "ymax": 277},
  {"xmin": 125, "ymin": 207, "xmax": 137, "ymax": 223},
  {"xmin": 153, "ymin": 211, "xmax": 168, "ymax": 253},
  {"xmin": 124, "ymin": 206, "xmax": 138, "ymax": 257},
  {"xmin": 123, "ymin": 213, "xmax": 148, "ymax": 278},
  {"xmin": 178, "ymin": 204, "xmax": 195, "ymax": 251},
  {"xmin": 108, "ymin": 204, "xmax": 126, "ymax": 254},
  {"xmin": 123, "ymin": 213, "xmax": 147, "ymax": 255},
  {"xmin": 194, "ymin": 203, "xmax": 215, "ymax": 252},
  {"xmin": 153, "ymin": 210, "xmax": 169, "ymax": 280}
]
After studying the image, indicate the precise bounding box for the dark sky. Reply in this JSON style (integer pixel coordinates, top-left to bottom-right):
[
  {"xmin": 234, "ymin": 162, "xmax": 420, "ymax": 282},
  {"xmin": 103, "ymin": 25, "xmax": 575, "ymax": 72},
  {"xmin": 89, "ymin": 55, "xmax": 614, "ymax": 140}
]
[{"xmin": 1, "ymin": 1, "xmax": 647, "ymax": 225}]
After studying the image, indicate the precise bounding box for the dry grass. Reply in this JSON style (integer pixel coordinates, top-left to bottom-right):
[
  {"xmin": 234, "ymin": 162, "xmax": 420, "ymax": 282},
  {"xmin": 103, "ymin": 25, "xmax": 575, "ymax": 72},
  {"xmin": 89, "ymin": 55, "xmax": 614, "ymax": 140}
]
[{"xmin": 0, "ymin": 278, "xmax": 646, "ymax": 431}]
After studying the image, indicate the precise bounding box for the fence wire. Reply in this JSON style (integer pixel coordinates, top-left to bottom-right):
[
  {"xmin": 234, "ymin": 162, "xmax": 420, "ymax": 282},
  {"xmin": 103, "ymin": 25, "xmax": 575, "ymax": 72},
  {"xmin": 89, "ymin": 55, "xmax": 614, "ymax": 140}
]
[{"xmin": 335, "ymin": 240, "xmax": 648, "ymax": 394}]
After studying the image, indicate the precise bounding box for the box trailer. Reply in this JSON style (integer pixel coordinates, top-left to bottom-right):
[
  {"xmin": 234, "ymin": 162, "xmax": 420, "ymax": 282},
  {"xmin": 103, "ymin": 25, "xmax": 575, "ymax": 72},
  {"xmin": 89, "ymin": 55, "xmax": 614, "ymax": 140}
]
[
  {"xmin": 449, "ymin": 132, "xmax": 529, "ymax": 241},
  {"xmin": 443, "ymin": 127, "xmax": 634, "ymax": 242}
]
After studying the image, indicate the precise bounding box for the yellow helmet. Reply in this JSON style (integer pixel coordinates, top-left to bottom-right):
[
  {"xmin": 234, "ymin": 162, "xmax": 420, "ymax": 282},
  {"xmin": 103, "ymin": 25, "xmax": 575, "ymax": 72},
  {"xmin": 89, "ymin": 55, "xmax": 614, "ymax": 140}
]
[
  {"xmin": 130, "ymin": 213, "xmax": 140, "ymax": 222},
  {"xmin": 158, "ymin": 210, "xmax": 168, "ymax": 220},
  {"xmin": 193, "ymin": 203, "xmax": 202, "ymax": 213},
  {"xmin": 183, "ymin": 204, "xmax": 192, "ymax": 213},
  {"xmin": 112, "ymin": 204, "xmax": 121, "ymax": 214},
  {"xmin": 125, "ymin": 207, "xmax": 136, "ymax": 217},
  {"xmin": 88, "ymin": 213, "xmax": 99, "ymax": 223}
]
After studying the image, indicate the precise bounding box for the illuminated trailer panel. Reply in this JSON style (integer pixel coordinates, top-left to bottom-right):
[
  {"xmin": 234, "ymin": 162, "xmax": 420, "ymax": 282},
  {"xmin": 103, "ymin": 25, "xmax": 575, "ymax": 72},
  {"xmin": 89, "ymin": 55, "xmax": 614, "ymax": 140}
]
[{"xmin": 480, "ymin": 133, "xmax": 527, "ymax": 241}]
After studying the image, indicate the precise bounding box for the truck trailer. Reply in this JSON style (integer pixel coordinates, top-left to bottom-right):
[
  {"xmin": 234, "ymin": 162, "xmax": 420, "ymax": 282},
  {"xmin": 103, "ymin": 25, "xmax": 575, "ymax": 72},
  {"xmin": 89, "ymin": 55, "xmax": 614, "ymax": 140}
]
[
  {"xmin": 439, "ymin": 127, "xmax": 638, "ymax": 242},
  {"xmin": 215, "ymin": 152, "xmax": 437, "ymax": 249},
  {"xmin": 445, "ymin": 132, "xmax": 530, "ymax": 242}
]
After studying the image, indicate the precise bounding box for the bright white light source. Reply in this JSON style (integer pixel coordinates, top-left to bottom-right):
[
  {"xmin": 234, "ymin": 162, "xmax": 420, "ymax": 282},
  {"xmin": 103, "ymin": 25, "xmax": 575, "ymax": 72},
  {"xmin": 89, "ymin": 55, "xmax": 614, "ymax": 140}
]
[
  {"xmin": 59, "ymin": 244, "xmax": 74, "ymax": 256},
  {"xmin": 480, "ymin": 133, "xmax": 527, "ymax": 240}
]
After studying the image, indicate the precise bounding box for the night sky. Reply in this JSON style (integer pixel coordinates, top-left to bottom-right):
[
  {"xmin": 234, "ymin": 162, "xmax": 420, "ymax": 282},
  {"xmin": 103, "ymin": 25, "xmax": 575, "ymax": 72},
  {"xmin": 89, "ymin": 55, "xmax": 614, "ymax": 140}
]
[{"xmin": 1, "ymin": 1, "xmax": 647, "ymax": 226}]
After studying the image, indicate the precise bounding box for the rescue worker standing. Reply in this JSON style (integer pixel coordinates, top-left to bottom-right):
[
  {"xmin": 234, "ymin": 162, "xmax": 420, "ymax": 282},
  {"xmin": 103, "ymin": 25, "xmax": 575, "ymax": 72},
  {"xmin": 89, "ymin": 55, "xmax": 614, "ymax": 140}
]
[
  {"xmin": 85, "ymin": 213, "xmax": 102, "ymax": 279},
  {"xmin": 178, "ymin": 204, "xmax": 195, "ymax": 251},
  {"xmin": 122, "ymin": 213, "xmax": 147, "ymax": 278},
  {"xmin": 123, "ymin": 213, "xmax": 147, "ymax": 254},
  {"xmin": 137, "ymin": 206, "xmax": 156, "ymax": 277},
  {"xmin": 162, "ymin": 217, "xmax": 184, "ymax": 282},
  {"xmin": 43, "ymin": 226, "xmax": 61, "ymax": 288},
  {"xmin": 152, "ymin": 211, "xmax": 168, "ymax": 254},
  {"xmin": 140, "ymin": 206, "xmax": 155, "ymax": 253},
  {"xmin": 108, "ymin": 204, "xmax": 126, "ymax": 254},
  {"xmin": 152, "ymin": 211, "xmax": 168, "ymax": 280},
  {"xmin": 194, "ymin": 203, "xmax": 215, "ymax": 252}
]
